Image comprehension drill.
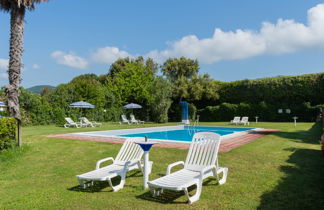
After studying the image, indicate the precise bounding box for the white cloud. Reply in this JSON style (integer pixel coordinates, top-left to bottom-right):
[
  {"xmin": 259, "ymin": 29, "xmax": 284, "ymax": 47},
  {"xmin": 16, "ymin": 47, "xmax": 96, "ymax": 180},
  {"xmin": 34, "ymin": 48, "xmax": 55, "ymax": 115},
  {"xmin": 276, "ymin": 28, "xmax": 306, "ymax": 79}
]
[
  {"xmin": 144, "ymin": 3, "xmax": 324, "ymax": 64},
  {"xmin": 32, "ymin": 64, "xmax": 40, "ymax": 69},
  {"xmin": 51, "ymin": 51, "xmax": 88, "ymax": 69},
  {"xmin": 0, "ymin": 58, "xmax": 9, "ymax": 70},
  {"xmin": 92, "ymin": 47, "xmax": 131, "ymax": 64}
]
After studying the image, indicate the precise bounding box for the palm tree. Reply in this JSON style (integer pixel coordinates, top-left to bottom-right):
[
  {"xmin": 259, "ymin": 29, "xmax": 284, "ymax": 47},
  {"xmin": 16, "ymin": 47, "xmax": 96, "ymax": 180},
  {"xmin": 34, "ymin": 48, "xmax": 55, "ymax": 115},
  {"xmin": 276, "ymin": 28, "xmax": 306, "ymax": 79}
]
[{"xmin": 0, "ymin": 0, "xmax": 48, "ymax": 146}]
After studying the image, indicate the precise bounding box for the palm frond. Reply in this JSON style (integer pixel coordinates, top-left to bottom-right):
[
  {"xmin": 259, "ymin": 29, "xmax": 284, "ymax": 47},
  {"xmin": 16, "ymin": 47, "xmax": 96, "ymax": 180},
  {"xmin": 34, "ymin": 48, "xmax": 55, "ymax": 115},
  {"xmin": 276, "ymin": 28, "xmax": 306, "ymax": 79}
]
[{"xmin": 0, "ymin": 0, "xmax": 48, "ymax": 11}]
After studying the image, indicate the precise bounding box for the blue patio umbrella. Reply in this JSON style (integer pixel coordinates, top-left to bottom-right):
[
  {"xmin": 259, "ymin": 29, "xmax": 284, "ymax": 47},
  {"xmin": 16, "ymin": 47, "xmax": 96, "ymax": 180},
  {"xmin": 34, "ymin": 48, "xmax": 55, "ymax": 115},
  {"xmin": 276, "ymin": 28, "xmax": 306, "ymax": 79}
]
[
  {"xmin": 69, "ymin": 101, "xmax": 95, "ymax": 108},
  {"xmin": 123, "ymin": 103, "xmax": 142, "ymax": 115},
  {"xmin": 123, "ymin": 103, "xmax": 142, "ymax": 109},
  {"xmin": 69, "ymin": 101, "xmax": 95, "ymax": 119}
]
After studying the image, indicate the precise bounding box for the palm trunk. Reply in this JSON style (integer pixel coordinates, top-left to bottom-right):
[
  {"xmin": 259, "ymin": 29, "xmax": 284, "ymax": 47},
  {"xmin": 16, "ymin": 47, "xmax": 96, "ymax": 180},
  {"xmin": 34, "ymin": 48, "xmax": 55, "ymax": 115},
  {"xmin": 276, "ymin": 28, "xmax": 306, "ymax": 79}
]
[{"xmin": 5, "ymin": 5, "xmax": 25, "ymax": 147}]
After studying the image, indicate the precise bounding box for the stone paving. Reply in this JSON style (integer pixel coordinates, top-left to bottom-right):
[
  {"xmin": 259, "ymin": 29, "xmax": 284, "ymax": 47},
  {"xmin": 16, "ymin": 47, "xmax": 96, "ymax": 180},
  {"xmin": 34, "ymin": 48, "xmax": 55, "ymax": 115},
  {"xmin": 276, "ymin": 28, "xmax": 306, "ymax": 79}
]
[{"xmin": 41, "ymin": 128, "xmax": 278, "ymax": 153}]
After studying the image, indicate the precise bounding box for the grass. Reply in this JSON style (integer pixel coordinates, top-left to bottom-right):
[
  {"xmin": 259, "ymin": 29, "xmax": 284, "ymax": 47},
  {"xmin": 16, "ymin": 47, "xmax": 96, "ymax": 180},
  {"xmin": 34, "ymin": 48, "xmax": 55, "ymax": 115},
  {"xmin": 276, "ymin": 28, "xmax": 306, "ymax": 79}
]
[{"xmin": 0, "ymin": 122, "xmax": 324, "ymax": 209}]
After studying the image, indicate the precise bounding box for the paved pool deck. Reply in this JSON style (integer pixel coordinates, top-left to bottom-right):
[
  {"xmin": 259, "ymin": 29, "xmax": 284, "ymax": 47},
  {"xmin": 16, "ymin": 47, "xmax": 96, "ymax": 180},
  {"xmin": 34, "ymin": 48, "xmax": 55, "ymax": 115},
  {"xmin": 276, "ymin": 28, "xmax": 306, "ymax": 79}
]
[{"xmin": 41, "ymin": 128, "xmax": 278, "ymax": 153}]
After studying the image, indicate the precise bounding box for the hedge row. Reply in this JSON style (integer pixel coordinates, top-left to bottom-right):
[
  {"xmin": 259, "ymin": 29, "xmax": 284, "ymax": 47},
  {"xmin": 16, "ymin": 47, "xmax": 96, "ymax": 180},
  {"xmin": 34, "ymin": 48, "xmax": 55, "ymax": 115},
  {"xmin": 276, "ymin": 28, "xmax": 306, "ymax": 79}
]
[
  {"xmin": 198, "ymin": 102, "xmax": 321, "ymax": 122},
  {"xmin": 218, "ymin": 73, "xmax": 324, "ymax": 106},
  {"xmin": 0, "ymin": 118, "xmax": 16, "ymax": 150}
]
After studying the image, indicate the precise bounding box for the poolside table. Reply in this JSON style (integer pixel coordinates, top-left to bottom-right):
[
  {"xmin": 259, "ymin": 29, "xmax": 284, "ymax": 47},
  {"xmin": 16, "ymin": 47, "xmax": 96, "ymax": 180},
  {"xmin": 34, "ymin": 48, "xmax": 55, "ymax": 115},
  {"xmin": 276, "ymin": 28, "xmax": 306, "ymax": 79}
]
[{"xmin": 135, "ymin": 140, "xmax": 158, "ymax": 189}]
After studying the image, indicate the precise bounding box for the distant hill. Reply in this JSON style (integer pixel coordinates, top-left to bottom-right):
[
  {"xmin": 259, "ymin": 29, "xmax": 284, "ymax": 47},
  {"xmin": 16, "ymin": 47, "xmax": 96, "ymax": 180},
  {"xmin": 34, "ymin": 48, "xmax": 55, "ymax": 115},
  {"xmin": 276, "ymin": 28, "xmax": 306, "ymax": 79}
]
[{"xmin": 27, "ymin": 85, "xmax": 55, "ymax": 94}]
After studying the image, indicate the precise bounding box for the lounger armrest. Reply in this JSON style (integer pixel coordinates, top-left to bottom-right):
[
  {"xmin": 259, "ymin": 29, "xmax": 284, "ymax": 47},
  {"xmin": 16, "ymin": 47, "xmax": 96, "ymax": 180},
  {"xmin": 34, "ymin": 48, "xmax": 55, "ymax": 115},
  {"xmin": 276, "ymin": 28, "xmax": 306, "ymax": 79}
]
[
  {"xmin": 96, "ymin": 157, "xmax": 115, "ymax": 169},
  {"xmin": 125, "ymin": 159, "xmax": 140, "ymax": 167},
  {"xmin": 121, "ymin": 159, "xmax": 140, "ymax": 174},
  {"xmin": 199, "ymin": 165, "xmax": 216, "ymax": 180},
  {"xmin": 166, "ymin": 161, "xmax": 184, "ymax": 175}
]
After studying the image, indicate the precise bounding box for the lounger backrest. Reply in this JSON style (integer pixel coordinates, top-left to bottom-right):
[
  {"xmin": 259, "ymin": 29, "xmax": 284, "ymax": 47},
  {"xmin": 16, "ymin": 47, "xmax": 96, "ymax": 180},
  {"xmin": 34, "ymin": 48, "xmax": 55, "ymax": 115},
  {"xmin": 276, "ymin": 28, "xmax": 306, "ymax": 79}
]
[
  {"xmin": 114, "ymin": 137, "xmax": 144, "ymax": 165},
  {"xmin": 130, "ymin": 114, "xmax": 136, "ymax": 121},
  {"xmin": 241, "ymin": 117, "xmax": 248, "ymax": 122},
  {"xmin": 121, "ymin": 115, "xmax": 128, "ymax": 122},
  {"xmin": 81, "ymin": 117, "xmax": 91, "ymax": 123},
  {"xmin": 65, "ymin": 117, "xmax": 74, "ymax": 124},
  {"xmin": 233, "ymin": 117, "xmax": 240, "ymax": 122},
  {"xmin": 184, "ymin": 132, "xmax": 221, "ymax": 171}
]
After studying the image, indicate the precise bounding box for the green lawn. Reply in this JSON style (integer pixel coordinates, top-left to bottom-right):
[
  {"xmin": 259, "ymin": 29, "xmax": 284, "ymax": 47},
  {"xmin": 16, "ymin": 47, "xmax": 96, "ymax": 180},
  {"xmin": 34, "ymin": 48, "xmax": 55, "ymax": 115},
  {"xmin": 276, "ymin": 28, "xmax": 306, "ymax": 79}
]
[{"xmin": 0, "ymin": 122, "xmax": 324, "ymax": 209}]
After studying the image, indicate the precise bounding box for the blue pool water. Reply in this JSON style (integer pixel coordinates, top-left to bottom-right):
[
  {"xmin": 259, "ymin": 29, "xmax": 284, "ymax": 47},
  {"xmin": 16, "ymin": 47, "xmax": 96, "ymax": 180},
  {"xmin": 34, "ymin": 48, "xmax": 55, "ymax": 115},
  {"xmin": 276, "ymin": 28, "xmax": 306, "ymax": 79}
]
[{"xmin": 119, "ymin": 126, "xmax": 253, "ymax": 142}]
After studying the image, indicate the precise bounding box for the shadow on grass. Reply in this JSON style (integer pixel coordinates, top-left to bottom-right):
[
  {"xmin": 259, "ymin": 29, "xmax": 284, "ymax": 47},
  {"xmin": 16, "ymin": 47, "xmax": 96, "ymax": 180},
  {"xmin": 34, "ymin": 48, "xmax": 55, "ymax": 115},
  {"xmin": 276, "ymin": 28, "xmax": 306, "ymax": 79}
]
[
  {"xmin": 272, "ymin": 122, "xmax": 322, "ymax": 144},
  {"xmin": 258, "ymin": 148, "xmax": 324, "ymax": 209},
  {"xmin": 67, "ymin": 170, "xmax": 142, "ymax": 193},
  {"xmin": 68, "ymin": 181, "xmax": 113, "ymax": 193},
  {"xmin": 136, "ymin": 177, "xmax": 218, "ymax": 204}
]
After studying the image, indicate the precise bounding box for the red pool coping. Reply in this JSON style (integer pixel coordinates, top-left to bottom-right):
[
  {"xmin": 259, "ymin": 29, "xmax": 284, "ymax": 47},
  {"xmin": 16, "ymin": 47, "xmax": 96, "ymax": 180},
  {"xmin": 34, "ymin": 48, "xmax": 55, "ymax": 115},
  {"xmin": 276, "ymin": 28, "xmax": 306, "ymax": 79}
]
[{"xmin": 40, "ymin": 129, "xmax": 278, "ymax": 153}]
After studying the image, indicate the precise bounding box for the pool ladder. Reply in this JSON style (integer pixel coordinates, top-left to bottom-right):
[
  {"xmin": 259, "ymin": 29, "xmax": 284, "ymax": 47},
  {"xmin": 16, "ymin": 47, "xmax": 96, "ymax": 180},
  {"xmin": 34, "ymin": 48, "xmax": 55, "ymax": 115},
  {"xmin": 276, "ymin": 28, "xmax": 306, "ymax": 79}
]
[{"xmin": 188, "ymin": 115, "xmax": 200, "ymax": 135}]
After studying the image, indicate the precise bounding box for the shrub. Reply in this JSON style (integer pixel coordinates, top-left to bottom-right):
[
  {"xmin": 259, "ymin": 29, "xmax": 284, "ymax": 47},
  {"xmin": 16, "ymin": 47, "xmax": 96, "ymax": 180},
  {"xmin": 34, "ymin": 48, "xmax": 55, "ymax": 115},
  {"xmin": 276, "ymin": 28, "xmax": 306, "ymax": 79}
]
[
  {"xmin": 198, "ymin": 106, "xmax": 219, "ymax": 122},
  {"xmin": 0, "ymin": 118, "xmax": 17, "ymax": 150},
  {"xmin": 150, "ymin": 77, "xmax": 172, "ymax": 123},
  {"xmin": 188, "ymin": 103, "xmax": 197, "ymax": 121}
]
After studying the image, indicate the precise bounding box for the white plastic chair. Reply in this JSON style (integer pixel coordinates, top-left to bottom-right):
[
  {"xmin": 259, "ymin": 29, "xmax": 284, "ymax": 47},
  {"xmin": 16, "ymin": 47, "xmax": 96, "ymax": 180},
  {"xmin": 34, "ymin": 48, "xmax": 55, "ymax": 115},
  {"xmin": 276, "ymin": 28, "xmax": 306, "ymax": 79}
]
[
  {"xmin": 148, "ymin": 132, "xmax": 228, "ymax": 204},
  {"xmin": 77, "ymin": 137, "xmax": 151, "ymax": 192},
  {"xmin": 130, "ymin": 114, "xmax": 144, "ymax": 124},
  {"xmin": 64, "ymin": 117, "xmax": 82, "ymax": 128},
  {"xmin": 120, "ymin": 114, "xmax": 130, "ymax": 124},
  {"xmin": 239, "ymin": 116, "xmax": 250, "ymax": 125},
  {"xmin": 230, "ymin": 116, "xmax": 241, "ymax": 125},
  {"xmin": 80, "ymin": 117, "xmax": 102, "ymax": 127}
]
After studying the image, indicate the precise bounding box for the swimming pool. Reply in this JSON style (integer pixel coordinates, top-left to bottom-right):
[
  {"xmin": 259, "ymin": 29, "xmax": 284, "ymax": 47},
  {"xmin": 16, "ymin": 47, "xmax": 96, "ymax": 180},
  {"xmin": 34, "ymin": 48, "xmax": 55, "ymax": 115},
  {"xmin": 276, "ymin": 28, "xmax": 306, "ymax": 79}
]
[{"xmin": 75, "ymin": 125, "xmax": 254, "ymax": 142}]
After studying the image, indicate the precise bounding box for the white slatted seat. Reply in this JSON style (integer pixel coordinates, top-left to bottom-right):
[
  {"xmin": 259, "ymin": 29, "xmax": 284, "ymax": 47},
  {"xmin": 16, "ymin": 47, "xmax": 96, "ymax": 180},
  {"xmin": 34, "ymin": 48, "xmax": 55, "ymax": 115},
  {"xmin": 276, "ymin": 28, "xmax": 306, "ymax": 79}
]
[
  {"xmin": 230, "ymin": 116, "xmax": 241, "ymax": 125},
  {"xmin": 239, "ymin": 116, "xmax": 250, "ymax": 125},
  {"xmin": 80, "ymin": 117, "xmax": 102, "ymax": 127},
  {"xmin": 148, "ymin": 132, "xmax": 228, "ymax": 204},
  {"xmin": 77, "ymin": 137, "xmax": 151, "ymax": 192},
  {"xmin": 64, "ymin": 117, "xmax": 82, "ymax": 128},
  {"xmin": 120, "ymin": 114, "xmax": 130, "ymax": 124},
  {"xmin": 130, "ymin": 114, "xmax": 144, "ymax": 124}
]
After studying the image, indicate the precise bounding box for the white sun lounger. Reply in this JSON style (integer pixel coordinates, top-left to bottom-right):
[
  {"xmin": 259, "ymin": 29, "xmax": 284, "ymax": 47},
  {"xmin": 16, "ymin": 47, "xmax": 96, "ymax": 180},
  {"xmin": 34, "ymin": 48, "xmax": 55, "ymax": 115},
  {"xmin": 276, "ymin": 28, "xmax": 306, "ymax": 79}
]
[
  {"xmin": 148, "ymin": 132, "xmax": 228, "ymax": 204},
  {"xmin": 80, "ymin": 117, "xmax": 102, "ymax": 127},
  {"xmin": 77, "ymin": 137, "xmax": 151, "ymax": 192},
  {"xmin": 130, "ymin": 114, "xmax": 144, "ymax": 124},
  {"xmin": 120, "ymin": 114, "xmax": 130, "ymax": 124},
  {"xmin": 230, "ymin": 116, "xmax": 241, "ymax": 125},
  {"xmin": 64, "ymin": 117, "xmax": 83, "ymax": 128},
  {"xmin": 239, "ymin": 116, "xmax": 249, "ymax": 125}
]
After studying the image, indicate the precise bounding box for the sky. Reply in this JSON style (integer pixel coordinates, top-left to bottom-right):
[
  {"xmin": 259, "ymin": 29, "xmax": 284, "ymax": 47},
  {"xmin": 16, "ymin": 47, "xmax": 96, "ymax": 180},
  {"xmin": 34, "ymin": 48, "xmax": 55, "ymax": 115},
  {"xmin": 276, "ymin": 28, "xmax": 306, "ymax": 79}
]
[{"xmin": 0, "ymin": 0, "xmax": 324, "ymax": 88}]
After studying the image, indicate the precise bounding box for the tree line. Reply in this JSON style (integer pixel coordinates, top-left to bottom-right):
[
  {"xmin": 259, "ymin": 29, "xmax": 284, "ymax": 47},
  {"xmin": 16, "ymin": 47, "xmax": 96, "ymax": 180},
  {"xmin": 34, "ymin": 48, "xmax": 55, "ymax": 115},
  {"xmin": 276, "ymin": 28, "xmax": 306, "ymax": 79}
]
[{"xmin": 1, "ymin": 56, "xmax": 323, "ymax": 125}]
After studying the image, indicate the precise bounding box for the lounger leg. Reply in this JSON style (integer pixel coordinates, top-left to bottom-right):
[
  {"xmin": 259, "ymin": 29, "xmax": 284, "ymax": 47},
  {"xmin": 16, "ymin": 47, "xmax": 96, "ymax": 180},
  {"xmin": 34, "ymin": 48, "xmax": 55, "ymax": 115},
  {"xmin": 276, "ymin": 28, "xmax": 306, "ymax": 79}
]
[
  {"xmin": 150, "ymin": 187, "xmax": 156, "ymax": 196},
  {"xmin": 216, "ymin": 167, "xmax": 228, "ymax": 185},
  {"xmin": 107, "ymin": 175, "xmax": 126, "ymax": 192},
  {"xmin": 150, "ymin": 187, "xmax": 163, "ymax": 197},
  {"xmin": 78, "ymin": 179, "xmax": 93, "ymax": 189},
  {"xmin": 78, "ymin": 179, "xmax": 86, "ymax": 189},
  {"xmin": 150, "ymin": 187, "xmax": 158, "ymax": 197},
  {"xmin": 184, "ymin": 180, "xmax": 202, "ymax": 204}
]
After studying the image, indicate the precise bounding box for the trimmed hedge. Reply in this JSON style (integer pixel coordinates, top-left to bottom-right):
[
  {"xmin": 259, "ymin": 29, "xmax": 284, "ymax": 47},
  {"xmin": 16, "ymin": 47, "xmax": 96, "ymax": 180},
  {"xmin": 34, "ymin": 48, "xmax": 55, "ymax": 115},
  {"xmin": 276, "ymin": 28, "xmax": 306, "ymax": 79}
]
[
  {"xmin": 218, "ymin": 73, "xmax": 324, "ymax": 106},
  {"xmin": 198, "ymin": 102, "xmax": 320, "ymax": 122},
  {"xmin": 197, "ymin": 73, "xmax": 324, "ymax": 122},
  {"xmin": 0, "ymin": 118, "xmax": 17, "ymax": 150}
]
